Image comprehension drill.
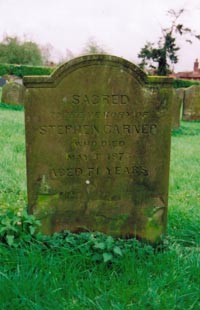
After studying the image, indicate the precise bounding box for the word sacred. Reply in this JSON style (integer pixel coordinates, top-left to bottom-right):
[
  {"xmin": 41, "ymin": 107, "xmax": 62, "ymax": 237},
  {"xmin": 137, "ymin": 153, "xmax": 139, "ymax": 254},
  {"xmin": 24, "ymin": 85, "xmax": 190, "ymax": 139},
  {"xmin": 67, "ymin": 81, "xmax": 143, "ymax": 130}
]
[{"xmin": 68, "ymin": 94, "xmax": 130, "ymax": 105}]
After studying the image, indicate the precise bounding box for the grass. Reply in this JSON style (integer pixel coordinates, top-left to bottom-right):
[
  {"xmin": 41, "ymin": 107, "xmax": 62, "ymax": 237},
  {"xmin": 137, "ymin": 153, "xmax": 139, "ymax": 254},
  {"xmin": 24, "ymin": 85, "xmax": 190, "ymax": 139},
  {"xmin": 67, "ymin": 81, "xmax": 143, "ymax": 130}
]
[
  {"xmin": 0, "ymin": 105, "xmax": 199, "ymax": 309},
  {"xmin": 169, "ymin": 122, "xmax": 200, "ymax": 246},
  {"xmin": 0, "ymin": 103, "xmax": 26, "ymax": 212}
]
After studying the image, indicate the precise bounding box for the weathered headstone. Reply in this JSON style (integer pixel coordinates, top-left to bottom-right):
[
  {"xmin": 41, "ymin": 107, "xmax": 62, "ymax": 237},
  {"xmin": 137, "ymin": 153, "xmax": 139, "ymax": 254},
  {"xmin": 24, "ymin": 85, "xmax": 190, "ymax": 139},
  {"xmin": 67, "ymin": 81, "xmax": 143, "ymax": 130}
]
[
  {"xmin": 0, "ymin": 77, "xmax": 6, "ymax": 87},
  {"xmin": 14, "ymin": 78, "xmax": 23, "ymax": 85},
  {"xmin": 1, "ymin": 82, "xmax": 25, "ymax": 105},
  {"xmin": 23, "ymin": 55, "xmax": 173, "ymax": 243},
  {"xmin": 183, "ymin": 85, "xmax": 200, "ymax": 121},
  {"xmin": 171, "ymin": 88, "xmax": 185, "ymax": 129}
]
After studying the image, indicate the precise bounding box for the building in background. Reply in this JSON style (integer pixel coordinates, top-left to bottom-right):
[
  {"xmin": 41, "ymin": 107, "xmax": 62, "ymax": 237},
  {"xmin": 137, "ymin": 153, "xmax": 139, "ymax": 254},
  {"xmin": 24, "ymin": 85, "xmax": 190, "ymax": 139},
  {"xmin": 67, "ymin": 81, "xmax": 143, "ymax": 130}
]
[{"xmin": 172, "ymin": 59, "xmax": 200, "ymax": 80}]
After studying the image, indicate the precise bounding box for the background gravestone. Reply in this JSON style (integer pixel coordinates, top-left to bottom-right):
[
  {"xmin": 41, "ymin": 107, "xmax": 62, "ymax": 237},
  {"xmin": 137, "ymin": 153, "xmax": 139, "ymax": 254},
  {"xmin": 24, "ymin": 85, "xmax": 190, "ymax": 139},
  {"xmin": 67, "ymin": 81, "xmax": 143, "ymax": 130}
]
[
  {"xmin": 171, "ymin": 88, "xmax": 185, "ymax": 129},
  {"xmin": 14, "ymin": 78, "xmax": 23, "ymax": 85},
  {"xmin": 1, "ymin": 82, "xmax": 25, "ymax": 105},
  {"xmin": 23, "ymin": 55, "xmax": 173, "ymax": 243},
  {"xmin": 183, "ymin": 85, "xmax": 200, "ymax": 121},
  {"xmin": 0, "ymin": 77, "xmax": 7, "ymax": 87}
]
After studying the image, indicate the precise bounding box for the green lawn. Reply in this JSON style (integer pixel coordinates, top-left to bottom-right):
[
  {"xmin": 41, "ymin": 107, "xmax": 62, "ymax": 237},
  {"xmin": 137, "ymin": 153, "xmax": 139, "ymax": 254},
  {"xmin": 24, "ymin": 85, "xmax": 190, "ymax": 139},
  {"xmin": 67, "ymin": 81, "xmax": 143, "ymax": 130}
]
[{"xmin": 0, "ymin": 105, "xmax": 199, "ymax": 310}]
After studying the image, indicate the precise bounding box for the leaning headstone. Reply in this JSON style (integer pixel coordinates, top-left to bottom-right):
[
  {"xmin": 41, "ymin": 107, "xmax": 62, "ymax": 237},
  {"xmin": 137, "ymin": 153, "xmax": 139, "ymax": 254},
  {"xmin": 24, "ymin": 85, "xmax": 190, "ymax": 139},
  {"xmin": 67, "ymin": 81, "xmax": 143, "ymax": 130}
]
[
  {"xmin": 23, "ymin": 55, "xmax": 173, "ymax": 243},
  {"xmin": 1, "ymin": 82, "xmax": 25, "ymax": 105},
  {"xmin": 0, "ymin": 77, "xmax": 6, "ymax": 87},
  {"xmin": 171, "ymin": 88, "xmax": 185, "ymax": 129},
  {"xmin": 14, "ymin": 78, "xmax": 23, "ymax": 85},
  {"xmin": 183, "ymin": 85, "xmax": 200, "ymax": 121}
]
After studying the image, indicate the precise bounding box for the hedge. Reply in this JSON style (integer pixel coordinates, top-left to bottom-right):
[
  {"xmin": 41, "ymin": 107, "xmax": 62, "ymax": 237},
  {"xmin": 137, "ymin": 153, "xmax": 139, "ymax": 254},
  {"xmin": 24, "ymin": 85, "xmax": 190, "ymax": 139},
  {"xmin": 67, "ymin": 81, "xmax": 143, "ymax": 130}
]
[
  {"xmin": 1, "ymin": 63, "xmax": 200, "ymax": 87},
  {"xmin": 173, "ymin": 78, "xmax": 200, "ymax": 88},
  {"xmin": 0, "ymin": 63, "xmax": 55, "ymax": 77}
]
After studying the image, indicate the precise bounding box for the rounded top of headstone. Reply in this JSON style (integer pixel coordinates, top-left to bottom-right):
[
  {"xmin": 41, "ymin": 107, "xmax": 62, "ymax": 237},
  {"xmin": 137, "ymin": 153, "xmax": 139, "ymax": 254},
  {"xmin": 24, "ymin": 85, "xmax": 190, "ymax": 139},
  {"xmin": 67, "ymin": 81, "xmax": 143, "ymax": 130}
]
[
  {"xmin": 23, "ymin": 54, "xmax": 147, "ymax": 88},
  {"xmin": 1, "ymin": 81, "xmax": 25, "ymax": 105},
  {"xmin": 2, "ymin": 81, "xmax": 24, "ymax": 89}
]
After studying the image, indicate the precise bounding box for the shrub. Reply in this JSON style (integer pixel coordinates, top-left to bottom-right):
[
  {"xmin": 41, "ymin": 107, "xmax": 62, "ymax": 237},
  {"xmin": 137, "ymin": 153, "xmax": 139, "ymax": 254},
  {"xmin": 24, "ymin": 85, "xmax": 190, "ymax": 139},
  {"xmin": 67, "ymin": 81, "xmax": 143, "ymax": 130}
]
[
  {"xmin": 37, "ymin": 231, "xmax": 155, "ymax": 264},
  {"xmin": 173, "ymin": 78, "xmax": 200, "ymax": 88},
  {"xmin": 0, "ymin": 63, "xmax": 55, "ymax": 78},
  {"xmin": 0, "ymin": 207, "xmax": 41, "ymax": 247}
]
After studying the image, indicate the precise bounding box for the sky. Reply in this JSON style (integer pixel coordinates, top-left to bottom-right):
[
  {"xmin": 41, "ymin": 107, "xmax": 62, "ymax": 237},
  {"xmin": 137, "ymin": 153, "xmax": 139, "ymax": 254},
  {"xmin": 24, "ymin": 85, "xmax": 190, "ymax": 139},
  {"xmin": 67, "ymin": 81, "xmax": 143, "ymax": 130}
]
[{"xmin": 0, "ymin": 0, "xmax": 200, "ymax": 72}]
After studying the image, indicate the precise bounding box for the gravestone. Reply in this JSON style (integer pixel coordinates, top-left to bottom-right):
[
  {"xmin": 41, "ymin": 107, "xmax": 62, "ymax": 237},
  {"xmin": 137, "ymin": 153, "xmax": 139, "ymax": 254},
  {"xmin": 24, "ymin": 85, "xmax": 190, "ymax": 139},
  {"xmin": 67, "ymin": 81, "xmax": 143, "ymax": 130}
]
[
  {"xmin": 2, "ymin": 82, "xmax": 25, "ymax": 105},
  {"xmin": 14, "ymin": 78, "xmax": 23, "ymax": 85},
  {"xmin": 171, "ymin": 88, "xmax": 185, "ymax": 129},
  {"xmin": 23, "ymin": 55, "xmax": 173, "ymax": 243},
  {"xmin": 183, "ymin": 85, "xmax": 200, "ymax": 121},
  {"xmin": 0, "ymin": 77, "xmax": 6, "ymax": 87}
]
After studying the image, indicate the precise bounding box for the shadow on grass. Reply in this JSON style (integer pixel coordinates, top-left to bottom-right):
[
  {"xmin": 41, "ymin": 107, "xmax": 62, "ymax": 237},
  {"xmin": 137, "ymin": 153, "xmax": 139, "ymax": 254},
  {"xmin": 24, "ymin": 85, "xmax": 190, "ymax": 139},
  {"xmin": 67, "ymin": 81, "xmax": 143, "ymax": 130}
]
[
  {"xmin": 0, "ymin": 102, "xmax": 24, "ymax": 111},
  {"xmin": 172, "ymin": 122, "xmax": 200, "ymax": 137}
]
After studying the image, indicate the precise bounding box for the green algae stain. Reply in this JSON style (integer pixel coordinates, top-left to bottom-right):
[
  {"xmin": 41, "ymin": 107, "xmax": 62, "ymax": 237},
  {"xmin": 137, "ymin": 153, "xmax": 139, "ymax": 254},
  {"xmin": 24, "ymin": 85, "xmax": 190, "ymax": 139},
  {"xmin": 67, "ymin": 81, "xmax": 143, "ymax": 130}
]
[{"xmin": 142, "ymin": 206, "xmax": 166, "ymax": 243}]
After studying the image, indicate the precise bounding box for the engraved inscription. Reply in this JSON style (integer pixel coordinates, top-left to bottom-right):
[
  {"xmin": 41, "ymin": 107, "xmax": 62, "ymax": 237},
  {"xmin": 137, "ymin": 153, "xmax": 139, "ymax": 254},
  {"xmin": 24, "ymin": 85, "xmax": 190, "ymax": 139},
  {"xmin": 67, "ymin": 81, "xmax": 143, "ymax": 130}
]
[
  {"xmin": 65, "ymin": 152, "xmax": 126, "ymax": 161},
  {"xmin": 49, "ymin": 110, "xmax": 151, "ymax": 121},
  {"xmin": 49, "ymin": 165, "xmax": 149, "ymax": 179},
  {"xmin": 72, "ymin": 140, "xmax": 125, "ymax": 147},
  {"xmin": 59, "ymin": 190, "xmax": 133, "ymax": 201},
  {"xmin": 38, "ymin": 123, "xmax": 157, "ymax": 135},
  {"xmin": 71, "ymin": 94, "xmax": 129, "ymax": 105}
]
